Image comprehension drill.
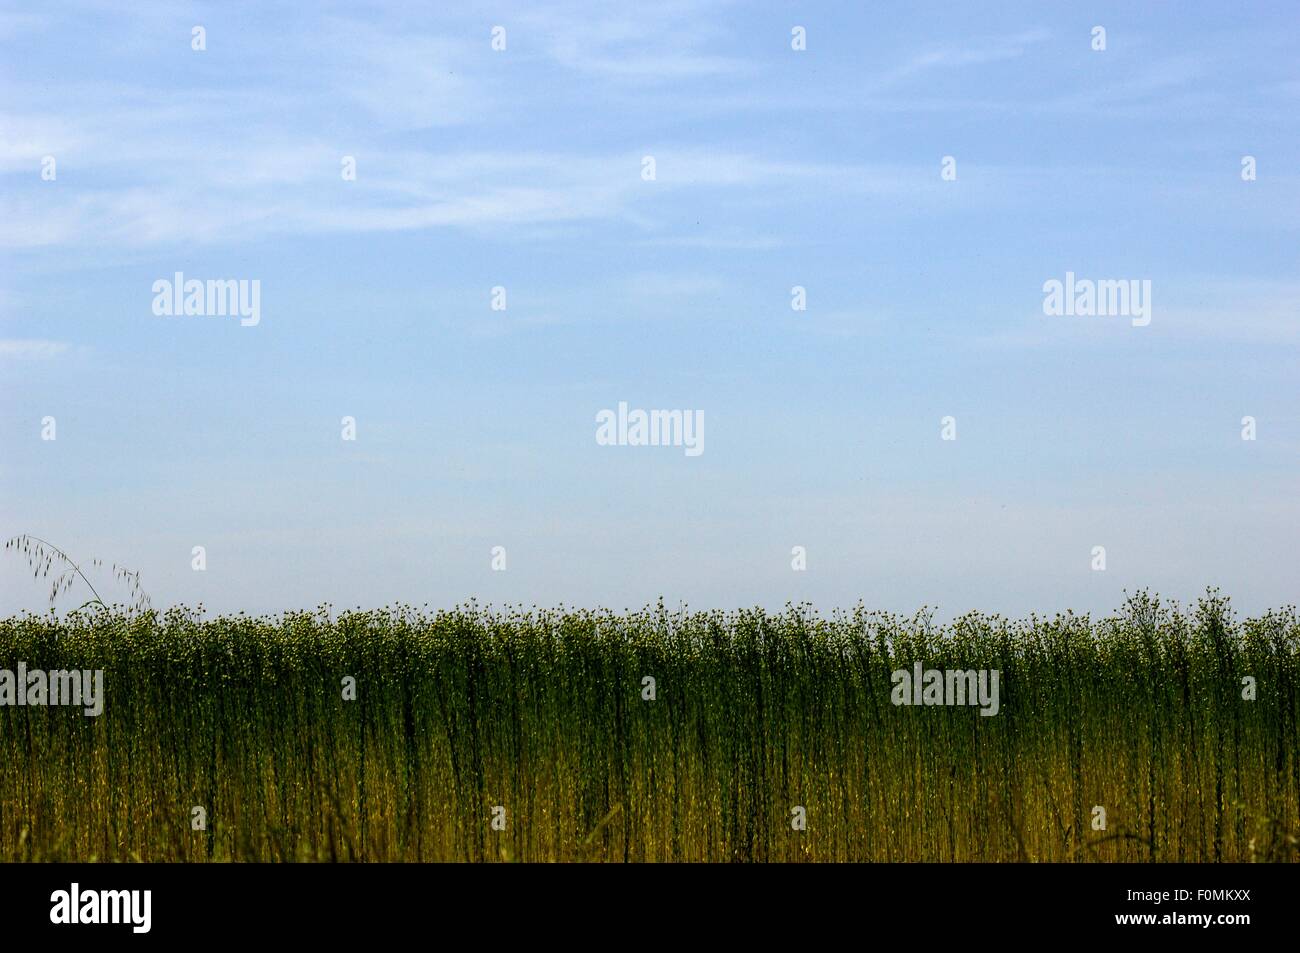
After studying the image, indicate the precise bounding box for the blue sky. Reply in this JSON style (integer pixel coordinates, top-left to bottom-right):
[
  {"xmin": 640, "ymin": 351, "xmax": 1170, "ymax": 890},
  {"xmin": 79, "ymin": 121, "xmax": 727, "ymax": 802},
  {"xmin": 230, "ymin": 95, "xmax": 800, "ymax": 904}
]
[{"xmin": 2, "ymin": 1, "xmax": 1297, "ymax": 618}]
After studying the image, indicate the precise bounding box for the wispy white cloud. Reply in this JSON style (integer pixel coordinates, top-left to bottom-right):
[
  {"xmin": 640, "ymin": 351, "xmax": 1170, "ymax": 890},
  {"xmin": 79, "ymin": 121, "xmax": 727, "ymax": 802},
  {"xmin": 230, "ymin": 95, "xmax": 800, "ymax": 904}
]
[
  {"xmin": 517, "ymin": 0, "xmax": 748, "ymax": 82},
  {"xmin": 318, "ymin": 18, "xmax": 490, "ymax": 130},
  {"xmin": 0, "ymin": 139, "xmax": 945, "ymax": 249},
  {"xmin": 1042, "ymin": 55, "xmax": 1207, "ymax": 114},
  {"xmin": 871, "ymin": 29, "xmax": 1052, "ymax": 90},
  {"xmin": 0, "ymin": 339, "xmax": 68, "ymax": 358}
]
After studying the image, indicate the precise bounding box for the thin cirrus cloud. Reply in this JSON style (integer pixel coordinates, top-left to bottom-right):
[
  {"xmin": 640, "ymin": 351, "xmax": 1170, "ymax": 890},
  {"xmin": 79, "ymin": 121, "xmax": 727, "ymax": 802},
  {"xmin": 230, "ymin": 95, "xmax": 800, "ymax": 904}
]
[
  {"xmin": 2, "ymin": 10, "xmax": 1255, "ymax": 254},
  {"xmin": 0, "ymin": 339, "xmax": 68, "ymax": 359},
  {"xmin": 0, "ymin": 140, "xmax": 950, "ymax": 250},
  {"xmin": 871, "ymin": 28, "xmax": 1054, "ymax": 89}
]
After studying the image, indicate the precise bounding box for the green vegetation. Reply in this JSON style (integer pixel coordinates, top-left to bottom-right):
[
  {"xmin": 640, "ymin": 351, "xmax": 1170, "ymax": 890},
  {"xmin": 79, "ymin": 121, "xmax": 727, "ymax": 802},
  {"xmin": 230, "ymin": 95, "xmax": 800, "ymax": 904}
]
[{"xmin": 0, "ymin": 592, "xmax": 1296, "ymax": 862}]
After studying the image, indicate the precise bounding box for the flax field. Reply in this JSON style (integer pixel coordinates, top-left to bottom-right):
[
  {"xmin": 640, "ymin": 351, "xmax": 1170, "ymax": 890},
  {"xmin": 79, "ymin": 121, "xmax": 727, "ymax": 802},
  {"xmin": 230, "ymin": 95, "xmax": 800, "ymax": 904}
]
[{"xmin": 0, "ymin": 591, "xmax": 1296, "ymax": 862}]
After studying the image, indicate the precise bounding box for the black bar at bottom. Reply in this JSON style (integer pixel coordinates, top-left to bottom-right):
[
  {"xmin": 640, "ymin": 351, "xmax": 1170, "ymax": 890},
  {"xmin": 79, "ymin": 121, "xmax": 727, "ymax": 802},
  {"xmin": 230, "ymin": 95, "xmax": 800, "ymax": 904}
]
[{"xmin": 0, "ymin": 861, "xmax": 1285, "ymax": 941}]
